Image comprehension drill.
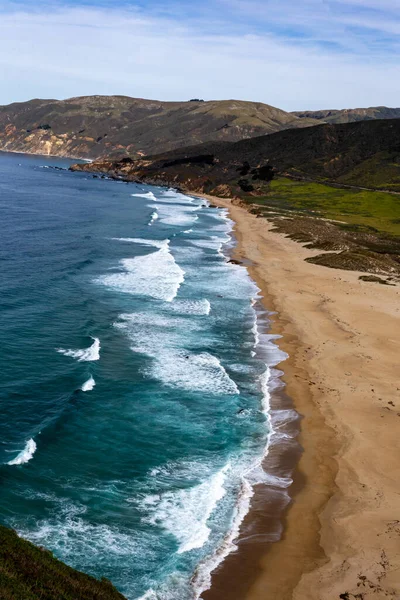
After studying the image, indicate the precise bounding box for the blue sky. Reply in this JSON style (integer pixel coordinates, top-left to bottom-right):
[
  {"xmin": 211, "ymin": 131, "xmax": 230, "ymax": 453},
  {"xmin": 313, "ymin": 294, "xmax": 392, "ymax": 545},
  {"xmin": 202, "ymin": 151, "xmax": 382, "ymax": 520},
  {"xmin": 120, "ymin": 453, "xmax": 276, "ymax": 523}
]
[{"xmin": 0, "ymin": 0, "xmax": 399, "ymax": 110}]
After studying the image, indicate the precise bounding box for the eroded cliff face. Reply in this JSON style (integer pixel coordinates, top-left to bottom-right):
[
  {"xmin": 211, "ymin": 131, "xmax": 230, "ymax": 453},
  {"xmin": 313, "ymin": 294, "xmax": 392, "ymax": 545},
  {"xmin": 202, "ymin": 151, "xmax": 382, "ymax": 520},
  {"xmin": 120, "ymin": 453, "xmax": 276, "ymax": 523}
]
[{"xmin": 0, "ymin": 123, "xmax": 98, "ymax": 158}]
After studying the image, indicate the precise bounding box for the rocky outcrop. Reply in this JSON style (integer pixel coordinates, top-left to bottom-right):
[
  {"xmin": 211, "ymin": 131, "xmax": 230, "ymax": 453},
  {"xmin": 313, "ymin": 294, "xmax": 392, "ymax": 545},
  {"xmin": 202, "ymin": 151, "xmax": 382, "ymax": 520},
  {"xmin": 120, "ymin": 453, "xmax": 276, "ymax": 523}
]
[{"xmin": 70, "ymin": 151, "xmax": 278, "ymax": 198}]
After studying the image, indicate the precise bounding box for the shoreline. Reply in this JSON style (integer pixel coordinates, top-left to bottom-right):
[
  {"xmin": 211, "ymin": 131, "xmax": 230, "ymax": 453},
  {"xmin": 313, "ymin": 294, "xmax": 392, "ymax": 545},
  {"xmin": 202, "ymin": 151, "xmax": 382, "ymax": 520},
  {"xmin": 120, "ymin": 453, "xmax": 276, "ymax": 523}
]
[
  {"xmin": 198, "ymin": 194, "xmax": 400, "ymax": 600},
  {"xmin": 4, "ymin": 146, "xmax": 399, "ymax": 598},
  {"xmin": 0, "ymin": 148, "xmax": 91, "ymax": 162}
]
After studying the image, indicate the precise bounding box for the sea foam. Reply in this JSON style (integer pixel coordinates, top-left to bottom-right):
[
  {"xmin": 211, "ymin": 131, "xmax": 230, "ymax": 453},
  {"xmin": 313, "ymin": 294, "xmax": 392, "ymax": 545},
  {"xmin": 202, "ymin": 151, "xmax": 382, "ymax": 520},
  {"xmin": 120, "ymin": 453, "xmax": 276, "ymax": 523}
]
[
  {"xmin": 98, "ymin": 240, "xmax": 185, "ymax": 302},
  {"xmin": 111, "ymin": 237, "xmax": 167, "ymax": 249},
  {"xmin": 156, "ymin": 203, "xmax": 199, "ymax": 227},
  {"xmin": 190, "ymin": 308, "xmax": 291, "ymax": 599},
  {"xmin": 115, "ymin": 313, "xmax": 238, "ymax": 395},
  {"xmin": 16, "ymin": 498, "xmax": 141, "ymax": 566},
  {"xmin": 81, "ymin": 376, "xmax": 96, "ymax": 392},
  {"xmin": 131, "ymin": 191, "xmax": 157, "ymax": 200},
  {"xmin": 57, "ymin": 337, "xmax": 100, "ymax": 362},
  {"xmin": 148, "ymin": 208, "xmax": 159, "ymax": 226},
  {"xmin": 191, "ymin": 477, "xmax": 254, "ymax": 598},
  {"xmin": 8, "ymin": 438, "xmax": 37, "ymax": 466},
  {"xmin": 167, "ymin": 299, "xmax": 211, "ymax": 316},
  {"xmin": 143, "ymin": 464, "xmax": 229, "ymax": 554},
  {"xmin": 151, "ymin": 352, "xmax": 239, "ymax": 395}
]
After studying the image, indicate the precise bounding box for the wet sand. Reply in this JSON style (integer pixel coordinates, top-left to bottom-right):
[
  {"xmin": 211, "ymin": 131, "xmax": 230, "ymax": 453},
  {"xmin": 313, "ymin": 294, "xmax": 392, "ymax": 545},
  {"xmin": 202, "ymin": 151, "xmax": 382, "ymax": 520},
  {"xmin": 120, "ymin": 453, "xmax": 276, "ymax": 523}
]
[{"xmin": 200, "ymin": 196, "xmax": 400, "ymax": 600}]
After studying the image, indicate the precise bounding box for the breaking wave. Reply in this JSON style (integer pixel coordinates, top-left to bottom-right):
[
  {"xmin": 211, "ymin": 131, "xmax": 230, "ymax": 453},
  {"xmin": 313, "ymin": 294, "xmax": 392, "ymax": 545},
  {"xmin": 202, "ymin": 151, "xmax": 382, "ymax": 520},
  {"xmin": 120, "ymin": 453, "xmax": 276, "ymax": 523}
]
[
  {"xmin": 148, "ymin": 209, "xmax": 159, "ymax": 226},
  {"xmin": 143, "ymin": 464, "xmax": 229, "ymax": 555},
  {"xmin": 151, "ymin": 351, "xmax": 239, "ymax": 395},
  {"xmin": 8, "ymin": 438, "xmax": 37, "ymax": 466},
  {"xmin": 57, "ymin": 337, "xmax": 100, "ymax": 362},
  {"xmin": 131, "ymin": 191, "xmax": 157, "ymax": 200},
  {"xmin": 81, "ymin": 376, "xmax": 96, "ymax": 392},
  {"xmin": 98, "ymin": 240, "xmax": 185, "ymax": 302},
  {"xmin": 111, "ymin": 238, "xmax": 167, "ymax": 249},
  {"xmin": 115, "ymin": 313, "xmax": 237, "ymax": 395}
]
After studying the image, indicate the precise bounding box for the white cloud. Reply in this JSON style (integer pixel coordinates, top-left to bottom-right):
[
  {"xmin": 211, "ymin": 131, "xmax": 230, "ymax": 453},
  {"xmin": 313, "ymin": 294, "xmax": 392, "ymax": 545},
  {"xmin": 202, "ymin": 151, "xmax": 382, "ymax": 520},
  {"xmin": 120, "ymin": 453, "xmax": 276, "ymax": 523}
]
[
  {"xmin": 333, "ymin": 0, "xmax": 400, "ymax": 10},
  {"xmin": 0, "ymin": 5, "xmax": 398, "ymax": 110},
  {"xmin": 220, "ymin": 0, "xmax": 400, "ymax": 47}
]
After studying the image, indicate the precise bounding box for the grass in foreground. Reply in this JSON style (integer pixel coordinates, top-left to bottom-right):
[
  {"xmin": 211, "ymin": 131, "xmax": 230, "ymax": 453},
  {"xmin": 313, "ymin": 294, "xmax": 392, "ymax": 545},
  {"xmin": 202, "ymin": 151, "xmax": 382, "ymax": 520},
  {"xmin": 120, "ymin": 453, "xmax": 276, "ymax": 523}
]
[
  {"xmin": 0, "ymin": 525, "xmax": 126, "ymax": 600},
  {"xmin": 243, "ymin": 178, "xmax": 400, "ymax": 236}
]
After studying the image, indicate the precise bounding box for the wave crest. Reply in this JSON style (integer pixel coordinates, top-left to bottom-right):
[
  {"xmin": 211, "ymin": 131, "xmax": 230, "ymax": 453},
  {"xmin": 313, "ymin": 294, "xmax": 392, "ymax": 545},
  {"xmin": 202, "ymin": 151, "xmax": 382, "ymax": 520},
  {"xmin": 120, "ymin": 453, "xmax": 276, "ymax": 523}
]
[
  {"xmin": 8, "ymin": 439, "xmax": 37, "ymax": 466},
  {"xmin": 143, "ymin": 464, "xmax": 229, "ymax": 554},
  {"xmin": 81, "ymin": 376, "xmax": 96, "ymax": 391},
  {"xmin": 98, "ymin": 241, "xmax": 185, "ymax": 303},
  {"xmin": 57, "ymin": 337, "xmax": 100, "ymax": 362}
]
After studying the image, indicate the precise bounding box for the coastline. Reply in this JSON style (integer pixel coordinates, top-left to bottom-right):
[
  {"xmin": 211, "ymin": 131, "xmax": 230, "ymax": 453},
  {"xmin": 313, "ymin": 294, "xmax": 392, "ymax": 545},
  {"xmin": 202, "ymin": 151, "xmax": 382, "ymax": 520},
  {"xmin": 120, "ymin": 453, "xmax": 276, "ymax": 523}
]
[
  {"xmin": 0, "ymin": 148, "xmax": 91, "ymax": 161},
  {"xmin": 3, "ymin": 145, "xmax": 399, "ymax": 598},
  {"xmin": 198, "ymin": 194, "xmax": 400, "ymax": 600}
]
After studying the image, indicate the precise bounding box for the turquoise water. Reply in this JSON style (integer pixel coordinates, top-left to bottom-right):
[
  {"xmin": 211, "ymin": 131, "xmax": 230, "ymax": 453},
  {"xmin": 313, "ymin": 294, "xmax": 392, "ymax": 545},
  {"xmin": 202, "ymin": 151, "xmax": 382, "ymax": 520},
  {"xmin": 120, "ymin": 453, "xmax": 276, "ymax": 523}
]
[{"xmin": 0, "ymin": 152, "xmax": 287, "ymax": 599}]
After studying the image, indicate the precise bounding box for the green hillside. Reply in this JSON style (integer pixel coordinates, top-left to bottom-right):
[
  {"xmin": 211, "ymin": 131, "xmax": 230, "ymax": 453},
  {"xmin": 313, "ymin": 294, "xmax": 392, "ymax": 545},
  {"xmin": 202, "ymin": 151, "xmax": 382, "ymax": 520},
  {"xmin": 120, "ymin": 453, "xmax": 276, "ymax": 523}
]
[
  {"xmin": 243, "ymin": 178, "xmax": 400, "ymax": 236},
  {"xmin": 0, "ymin": 525, "xmax": 125, "ymax": 600},
  {"xmin": 72, "ymin": 118, "xmax": 400, "ymax": 280},
  {"xmin": 73, "ymin": 118, "xmax": 400, "ymax": 195}
]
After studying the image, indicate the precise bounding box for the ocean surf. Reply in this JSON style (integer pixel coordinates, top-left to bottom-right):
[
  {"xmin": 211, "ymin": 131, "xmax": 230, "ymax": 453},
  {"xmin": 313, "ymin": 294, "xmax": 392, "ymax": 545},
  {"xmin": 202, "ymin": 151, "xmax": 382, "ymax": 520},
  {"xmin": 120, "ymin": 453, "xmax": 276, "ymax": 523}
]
[{"xmin": 0, "ymin": 152, "xmax": 296, "ymax": 600}]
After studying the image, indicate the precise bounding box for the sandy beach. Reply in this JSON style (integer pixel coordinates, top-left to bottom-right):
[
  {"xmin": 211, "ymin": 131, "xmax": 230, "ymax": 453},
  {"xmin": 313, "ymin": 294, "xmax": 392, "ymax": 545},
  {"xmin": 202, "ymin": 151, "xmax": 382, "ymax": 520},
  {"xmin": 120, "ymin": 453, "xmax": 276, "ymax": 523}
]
[{"xmin": 200, "ymin": 195, "xmax": 400, "ymax": 600}]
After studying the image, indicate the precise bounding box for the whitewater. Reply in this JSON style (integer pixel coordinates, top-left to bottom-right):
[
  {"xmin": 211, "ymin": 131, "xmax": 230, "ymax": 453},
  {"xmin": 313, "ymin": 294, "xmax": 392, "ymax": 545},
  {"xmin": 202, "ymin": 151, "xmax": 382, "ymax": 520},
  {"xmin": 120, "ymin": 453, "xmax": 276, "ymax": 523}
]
[{"xmin": 0, "ymin": 153, "xmax": 290, "ymax": 600}]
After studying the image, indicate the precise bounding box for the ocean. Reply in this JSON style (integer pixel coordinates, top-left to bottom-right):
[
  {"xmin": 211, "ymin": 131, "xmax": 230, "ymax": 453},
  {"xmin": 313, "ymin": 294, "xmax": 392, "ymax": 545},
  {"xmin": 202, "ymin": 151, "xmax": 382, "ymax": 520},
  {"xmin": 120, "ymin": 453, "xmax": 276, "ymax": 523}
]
[{"xmin": 0, "ymin": 151, "xmax": 289, "ymax": 599}]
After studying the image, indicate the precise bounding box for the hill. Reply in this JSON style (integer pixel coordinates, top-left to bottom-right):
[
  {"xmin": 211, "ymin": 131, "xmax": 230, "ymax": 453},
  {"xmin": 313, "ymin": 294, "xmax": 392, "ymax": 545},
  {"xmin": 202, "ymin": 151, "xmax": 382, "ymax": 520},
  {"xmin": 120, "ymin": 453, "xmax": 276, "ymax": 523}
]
[
  {"xmin": 293, "ymin": 106, "xmax": 400, "ymax": 124},
  {"xmin": 0, "ymin": 95, "xmax": 318, "ymax": 160},
  {"xmin": 0, "ymin": 525, "xmax": 126, "ymax": 600},
  {"xmin": 71, "ymin": 118, "xmax": 400, "ymax": 280},
  {"xmin": 72, "ymin": 118, "xmax": 400, "ymax": 194}
]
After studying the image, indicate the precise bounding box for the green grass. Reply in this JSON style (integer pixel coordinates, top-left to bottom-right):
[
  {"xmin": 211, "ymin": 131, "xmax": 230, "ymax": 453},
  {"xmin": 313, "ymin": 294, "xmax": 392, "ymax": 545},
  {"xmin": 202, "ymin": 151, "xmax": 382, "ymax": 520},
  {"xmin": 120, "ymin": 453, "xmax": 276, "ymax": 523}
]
[
  {"xmin": 337, "ymin": 151, "xmax": 400, "ymax": 191},
  {"xmin": 0, "ymin": 525, "xmax": 126, "ymax": 600},
  {"xmin": 244, "ymin": 178, "xmax": 400, "ymax": 235}
]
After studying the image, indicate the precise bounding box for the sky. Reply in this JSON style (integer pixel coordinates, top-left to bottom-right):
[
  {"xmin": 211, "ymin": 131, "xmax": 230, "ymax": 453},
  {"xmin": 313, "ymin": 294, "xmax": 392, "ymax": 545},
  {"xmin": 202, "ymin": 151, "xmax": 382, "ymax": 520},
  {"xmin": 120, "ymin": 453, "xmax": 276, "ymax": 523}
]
[{"xmin": 0, "ymin": 0, "xmax": 399, "ymax": 110}]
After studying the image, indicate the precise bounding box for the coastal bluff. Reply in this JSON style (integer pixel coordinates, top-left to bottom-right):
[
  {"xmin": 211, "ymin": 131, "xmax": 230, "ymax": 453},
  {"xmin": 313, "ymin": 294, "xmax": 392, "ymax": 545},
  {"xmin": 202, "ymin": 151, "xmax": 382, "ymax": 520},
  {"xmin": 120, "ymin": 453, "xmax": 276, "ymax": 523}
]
[{"xmin": 0, "ymin": 525, "xmax": 126, "ymax": 600}]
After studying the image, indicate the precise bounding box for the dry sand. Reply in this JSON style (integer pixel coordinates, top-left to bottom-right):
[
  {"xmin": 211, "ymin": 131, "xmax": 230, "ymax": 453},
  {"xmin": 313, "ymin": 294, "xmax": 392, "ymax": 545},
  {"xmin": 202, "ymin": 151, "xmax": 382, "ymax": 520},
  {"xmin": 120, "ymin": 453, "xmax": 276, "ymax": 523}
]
[{"xmin": 200, "ymin": 195, "xmax": 400, "ymax": 600}]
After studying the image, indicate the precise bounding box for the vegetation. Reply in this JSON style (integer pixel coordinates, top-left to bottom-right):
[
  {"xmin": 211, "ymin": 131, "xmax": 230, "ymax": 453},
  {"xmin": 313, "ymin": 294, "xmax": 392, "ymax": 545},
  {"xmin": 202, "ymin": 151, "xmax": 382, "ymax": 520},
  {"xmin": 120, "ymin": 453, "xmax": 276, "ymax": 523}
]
[
  {"xmin": 86, "ymin": 117, "xmax": 400, "ymax": 193},
  {"xmin": 292, "ymin": 106, "xmax": 400, "ymax": 124},
  {"xmin": 337, "ymin": 152, "xmax": 400, "ymax": 191},
  {"xmin": 238, "ymin": 177, "xmax": 400, "ymax": 279},
  {"xmin": 72, "ymin": 118, "xmax": 400, "ymax": 279},
  {"xmin": 243, "ymin": 178, "xmax": 400, "ymax": 236},
  {"xmin": 0, "ymin": 95, "xmax": 318, "ymax": 160},
  {"xmin": 0, "ymin": 525, "xmax": 126, "ymax": 600}
]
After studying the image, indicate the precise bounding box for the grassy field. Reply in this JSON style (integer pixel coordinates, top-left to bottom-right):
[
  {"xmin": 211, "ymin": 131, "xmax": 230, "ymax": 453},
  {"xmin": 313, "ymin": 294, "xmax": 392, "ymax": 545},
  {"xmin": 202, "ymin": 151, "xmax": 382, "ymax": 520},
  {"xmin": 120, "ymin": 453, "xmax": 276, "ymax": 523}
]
[{"xmin": 244, "ymin": 178, "xmax": 400, "ymax": 236}]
